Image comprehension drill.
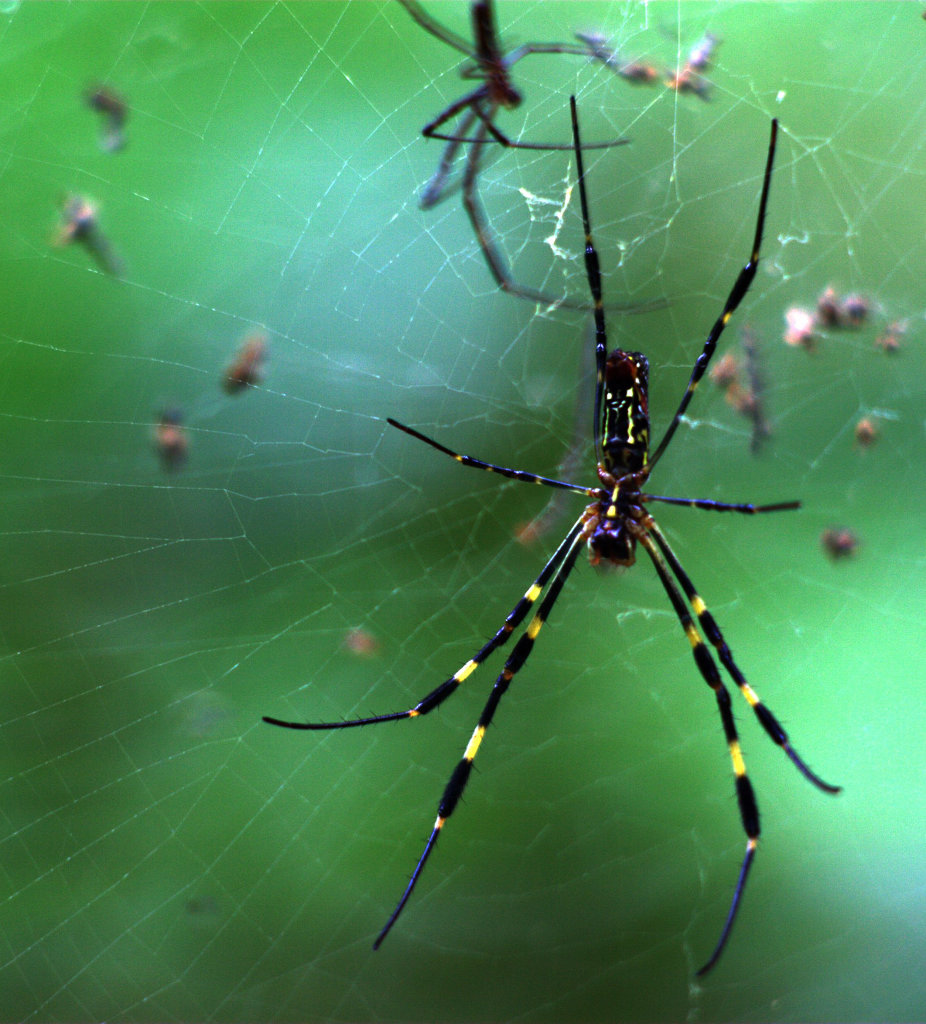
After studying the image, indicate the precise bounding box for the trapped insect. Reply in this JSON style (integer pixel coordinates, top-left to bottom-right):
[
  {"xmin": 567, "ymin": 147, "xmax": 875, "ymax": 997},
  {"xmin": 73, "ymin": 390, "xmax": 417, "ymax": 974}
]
[
  {"xmin": 265, "ymin": 99, "xmax": 839, "ymax": 975},
  {"xmin": 85, "ymin": 83, "xmax": 128, "ymax": 151},
  {"xmin": 821, "ymin": 527, "xmax": 860, "ymax": 561},
  {"xmin": 153, "ymin": 408, "xmax": 188, "ymax": 472},
  {"xmin": 53, "ymin": 194, "xmax": 122, "ymax": 276},
  {"xmin": 222, "ymin": 331, "xmax": 267, "ymax": 393}
]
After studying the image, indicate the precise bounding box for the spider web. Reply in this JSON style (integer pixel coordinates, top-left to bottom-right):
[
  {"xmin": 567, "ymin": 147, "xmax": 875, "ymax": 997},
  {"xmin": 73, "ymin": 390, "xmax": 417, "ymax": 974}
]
[{"xmin": 1, "ymin": 2, "xmax": 924, "ymax": 1021}]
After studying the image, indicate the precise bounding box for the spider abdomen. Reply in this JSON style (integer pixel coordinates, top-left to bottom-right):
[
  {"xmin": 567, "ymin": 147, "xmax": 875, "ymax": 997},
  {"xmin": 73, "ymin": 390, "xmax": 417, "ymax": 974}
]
[{"xmin": 600, "ymin": 350, "xmax": 650, "ymax": 475}]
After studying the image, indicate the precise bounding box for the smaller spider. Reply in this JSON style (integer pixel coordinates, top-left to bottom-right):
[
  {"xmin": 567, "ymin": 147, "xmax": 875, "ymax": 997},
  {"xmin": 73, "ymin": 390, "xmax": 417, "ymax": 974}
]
[
  {"xmin": 343, "ymin": 628, "xmax": 381, "ymax": 659},
  {"xmin": 875, "ymin": 320, "xmax": 905, "ymax": 354},
  {"xmin": 402, "ymin": 0, "xmax": 652, "ymax": 313},
  {"xmin": 854, "ymin": 417, "xmax": 880, "ymax": 449},
  {"xmin": 783, "ymin": 305, "xmax": 818, "ymax": 351},
  {"xmin": 815, "ymin": 286, "xmax": 871, "ymax": 329}
]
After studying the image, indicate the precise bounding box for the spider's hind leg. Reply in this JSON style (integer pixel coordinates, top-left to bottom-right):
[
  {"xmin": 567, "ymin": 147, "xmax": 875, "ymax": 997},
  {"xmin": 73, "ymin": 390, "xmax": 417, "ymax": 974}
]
[
  {"xmin": 372, "ymin": 527, "xmax": 586, "ymax": 949},
  {"xmin": 646, "ymin": 518, "xmax": 841, "ymax": 795},
  {"xmin": 635, "ymin": 525, "xmax": 761, "ymax": 974}
]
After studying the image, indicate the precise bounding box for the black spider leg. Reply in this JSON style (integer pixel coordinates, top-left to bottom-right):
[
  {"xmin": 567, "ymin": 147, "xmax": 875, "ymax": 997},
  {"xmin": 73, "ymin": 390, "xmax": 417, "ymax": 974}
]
[
  {"xmin": 643, "ymin": 494, "xmax": 799, "ymax": 514},
  {"xmin": 636, "ymin": 517, "xmax": 839, "ymax": 975},
  {"xmin": 633, "ymin": 525, "xmax": 760, "ymax": 976},
  {"xmin": 372, "ymin": 526, "xmax": 586, "ymax": 949},
  {"xmin": 649, "ymin": 119, "xmax": 778, "ymax": 469},
  {"xmin": 460, "ymin": 114, "xmax": 655, "ymax": 313},
  {"xmin": 263, "ymin": 513, "xmax": 586, "ymax": 733},
  {"xmin": 570, "ymin": 93, "xmax": 608, "ymax": 455},
  {"xmin": 387, "ymin": 417, "xmax": 594, "ymax": 496},
  {"xmin": 646, "ymin": 518, "xmax": 841, "ymax": 795},
  {"xmin": 263, "ymin": 389, "xmax": 604, "ymax": 733}
]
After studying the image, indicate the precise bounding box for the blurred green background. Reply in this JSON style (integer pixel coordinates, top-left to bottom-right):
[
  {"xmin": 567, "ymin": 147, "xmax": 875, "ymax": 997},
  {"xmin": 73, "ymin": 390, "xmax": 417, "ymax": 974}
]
[{"xmin": 1, "ymin": 2, "xmax": 924, "ymax": 1020}]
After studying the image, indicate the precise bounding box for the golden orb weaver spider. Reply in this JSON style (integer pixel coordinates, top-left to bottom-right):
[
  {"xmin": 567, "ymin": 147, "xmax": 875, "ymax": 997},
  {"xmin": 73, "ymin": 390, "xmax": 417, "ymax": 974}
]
[{"xmin": 264, "ymin": 97, "xmax": 840, "ymax": 975}]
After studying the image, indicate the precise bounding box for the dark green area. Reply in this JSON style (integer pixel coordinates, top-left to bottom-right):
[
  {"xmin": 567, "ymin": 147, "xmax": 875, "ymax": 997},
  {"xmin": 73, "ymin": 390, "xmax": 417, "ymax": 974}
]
[{"xmin": 1, "ymin": 2, "xmax": 924, "ymax": 1021}]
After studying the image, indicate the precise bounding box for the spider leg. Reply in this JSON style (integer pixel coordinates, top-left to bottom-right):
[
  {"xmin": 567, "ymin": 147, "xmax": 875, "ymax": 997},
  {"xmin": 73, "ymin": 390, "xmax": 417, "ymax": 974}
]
[
  {"xmin": 570, "ymin": 93, "xmax": 608, "ymax": 456},
  {"xmin": 373, "ymin": 528, "xmax": 586, "ymax": 949},
  {"xmin": 420, "ymin": 108, "xmax": 479, "ymax": 209},
  {"xmin": 444, "ymin": 82, "xmax": 628, "ymax": 152},
  {"xmin": 421, "ymin": 86, "xmax": 627, "ymax": 151},
  {"xmin": 643, "ymin": 494, "xmax": 799, "ymax": 514},
  {"xmin": 387, "ymin": 417, "xmax": 594, "ymax": 496},
  {"xmin": 459, "ymin": 116, "xmax": 648, "ymax": 313},
  {"xmin": 649, "ymin": 120, "xmax": 778, "ymax": 468},
  {"xmin": 697, "ymin": 838, "xmax": 756, "ymax": 977},
  {"xmin": 428, "ymin": 117, "xmax": 628, "ymax": 151},
  {"xmin": 397, "ymin": 0, "xmax": 475, "ymax": 58},
  {"xmin": 508, "ymin": 41, "xmax": 605, "ymax": 62},
  {"xmin": 635, "ymin": 527, "xmax": 759, "ymax": 975},
  {"xmin": 264, "ymin": 516, "xmax": 586, "ymax": 731},
  {"xmin": 421, "ymin": 86, "xmax": 494, "ymax": 142},
  {"xmin": 646, "ymin": 518, "xmax": 841, "ymax": 794}
]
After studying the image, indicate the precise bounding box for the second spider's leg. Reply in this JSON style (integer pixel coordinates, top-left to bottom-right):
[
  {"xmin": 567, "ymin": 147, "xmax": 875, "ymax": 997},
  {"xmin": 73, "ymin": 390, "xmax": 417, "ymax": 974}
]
[
  {"xmin": 397, "ymin": 0, "xmax": 474, "ymax": 58},
  {"xmin": 459, "ymin": 113, "xmax": 646, "ymax": 313},
  {"xmin": 428, "ymin": 109, "xmax": 629, "ymax": 150},
  {"xmin": 420, "ymin": 108, "xmax": 479, "ymax": 209},
  {"xmin": 438, "ymin": 78, "xmax": 628, "ymax": 152},
  {"xmin": 635, "ymin": 526, "xmax": 759, "ymax": 975},
  {"xmin": 459, "ymin": 114, "xmax": 555, "ymax": 305},
  {"xmin": 264, "ymin": 517, "xmax": 585, "ymax": 731},
  {"xmin": 646, "ymin": 518, "xmax": 841, "ymax": 794},
  {"xmin": 643, "ymin": 494, "xmax": 799, "ymax": 514},
  {"xmin": 421, "ymin": 87, "xmax": 495, "ymax": 143},
  {"xmin": 649, "ymin": 119, "xmax": 778, "ymax": 468},
  {"xmin": 373, "ymin": 529, "xmax": 586, "ymax": 949}
]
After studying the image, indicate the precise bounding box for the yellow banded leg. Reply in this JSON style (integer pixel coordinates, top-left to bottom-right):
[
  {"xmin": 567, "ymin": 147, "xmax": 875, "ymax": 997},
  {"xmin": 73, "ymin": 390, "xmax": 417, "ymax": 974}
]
[
  {"xmin": 387, "ymin": 418, "xmax": 592, "ymax": 496},
  {"xmin": 647, "ymin": 520, "xmax": 840, "ymax": 795},
  {"xmin": 637, "ymin": 531, "xmax": 760, "ymax": 974},
  {"xmin": 264, "ymin": 519, "xmax": 585, "ymax": 732},
  {"xmin": 649, "ymin": 120, "xmax": 779, "ymax": 469},
  {"xmin": 372, "ymin": 533, "xmax": 585, "ymax": 950}
]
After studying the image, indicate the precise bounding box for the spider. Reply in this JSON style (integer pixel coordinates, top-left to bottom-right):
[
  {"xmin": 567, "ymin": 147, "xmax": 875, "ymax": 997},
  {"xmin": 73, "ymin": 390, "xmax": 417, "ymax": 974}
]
[
  {"xmin": 401, "ymin": 0, "xmax": 651, "ymax": 313},
  {"xmin": 264, "ymin": 98, "xmax": 840, "ymax": 975}
]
